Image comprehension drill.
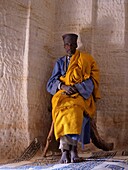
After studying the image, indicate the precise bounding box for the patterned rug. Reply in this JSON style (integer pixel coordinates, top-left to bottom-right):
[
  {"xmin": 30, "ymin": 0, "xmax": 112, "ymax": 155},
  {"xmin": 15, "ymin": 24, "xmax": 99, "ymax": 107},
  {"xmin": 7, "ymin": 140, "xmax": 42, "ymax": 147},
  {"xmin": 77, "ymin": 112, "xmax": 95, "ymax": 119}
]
[
  {"xmin": 0, "ymin": 151, "xmax": 128, "ymax": 170},
  {"xmin": 0, "ymin": 159, "xmax": 128, "ymax": 169},
  {"xmin": 1, "ymin": 137, "xmax": 128, "ymax": 169}
]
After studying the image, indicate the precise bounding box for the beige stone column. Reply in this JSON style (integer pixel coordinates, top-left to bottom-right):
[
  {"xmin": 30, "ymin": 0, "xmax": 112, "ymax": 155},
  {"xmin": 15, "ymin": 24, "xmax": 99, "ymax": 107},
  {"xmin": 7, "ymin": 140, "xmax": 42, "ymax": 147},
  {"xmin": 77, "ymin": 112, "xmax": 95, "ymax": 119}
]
[
  {"xmin": 0, "ymin": 0, "xmax": 55, "ymax": 159},
  {"xmin": 0, "ymin": 0, "xmax": 30, "ymax": 159}
]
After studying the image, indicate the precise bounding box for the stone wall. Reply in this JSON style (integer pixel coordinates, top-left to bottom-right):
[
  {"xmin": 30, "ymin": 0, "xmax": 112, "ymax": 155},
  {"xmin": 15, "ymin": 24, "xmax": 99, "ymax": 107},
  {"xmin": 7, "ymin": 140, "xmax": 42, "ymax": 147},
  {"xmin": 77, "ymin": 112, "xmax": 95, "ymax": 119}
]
[{"xmin": 0, "ymin": 0, "xmax": 128, "ymax": 159}]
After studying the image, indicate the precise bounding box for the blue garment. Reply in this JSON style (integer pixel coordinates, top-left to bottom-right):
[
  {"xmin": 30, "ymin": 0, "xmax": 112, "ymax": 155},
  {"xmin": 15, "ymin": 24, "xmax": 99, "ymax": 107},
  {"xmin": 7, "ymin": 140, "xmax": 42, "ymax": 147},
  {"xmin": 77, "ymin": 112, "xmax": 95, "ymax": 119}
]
[
  {"xmin": 47, "ymin": 56, "xmax": 68, "ymax": 95},
  {"xmin": 47, "ymin": 56, "xmax": 94, "ymax": 99},
  {"xmin": 47, "ymin": 55, "xmax": 94, "ymax": 145},
  {"xmin": 67, "ymin": 114, "xmax": 90, "ymax": 148}
]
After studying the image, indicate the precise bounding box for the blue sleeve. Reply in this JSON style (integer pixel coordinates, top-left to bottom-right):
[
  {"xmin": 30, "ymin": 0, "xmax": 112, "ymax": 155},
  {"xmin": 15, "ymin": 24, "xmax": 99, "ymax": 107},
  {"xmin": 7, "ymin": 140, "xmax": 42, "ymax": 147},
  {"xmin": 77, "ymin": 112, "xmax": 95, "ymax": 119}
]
[
  {"xmin": 46, "ymin": 60, "xmax": 62, "ymax": 95},
  {"xmin": 75, "ymin": 78, "xmax": 94, "ymax": 99}
]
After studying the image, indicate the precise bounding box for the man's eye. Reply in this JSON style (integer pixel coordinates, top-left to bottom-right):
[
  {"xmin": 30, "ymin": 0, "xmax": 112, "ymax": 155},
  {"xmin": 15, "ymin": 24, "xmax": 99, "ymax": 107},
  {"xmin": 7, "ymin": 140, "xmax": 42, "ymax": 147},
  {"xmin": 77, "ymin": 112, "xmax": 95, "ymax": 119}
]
[
  {"xmin": 65, "ymin": 44, "xmax": 72, "ymax": 46},
  {"xmin": 64, "ymin": 44, "xmax": 69, "ymax": 47}
]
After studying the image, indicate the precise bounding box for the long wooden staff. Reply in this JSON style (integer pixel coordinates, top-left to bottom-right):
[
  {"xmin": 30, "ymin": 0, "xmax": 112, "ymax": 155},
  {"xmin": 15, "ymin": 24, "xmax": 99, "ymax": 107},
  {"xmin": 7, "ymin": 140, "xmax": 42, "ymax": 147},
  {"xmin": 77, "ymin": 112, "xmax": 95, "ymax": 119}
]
[{"xmin": 43, "ymin": 121, "xmax": 54, "ymax": 157}]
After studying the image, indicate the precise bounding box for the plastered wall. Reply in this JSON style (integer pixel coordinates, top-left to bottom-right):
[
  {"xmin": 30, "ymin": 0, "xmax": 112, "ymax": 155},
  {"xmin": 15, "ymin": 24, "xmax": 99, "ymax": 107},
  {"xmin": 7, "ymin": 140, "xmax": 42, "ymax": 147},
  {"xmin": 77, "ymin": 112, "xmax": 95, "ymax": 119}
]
[{"xmin": 0, "ymin": 0, "xmax": 128, "ymax": 159}]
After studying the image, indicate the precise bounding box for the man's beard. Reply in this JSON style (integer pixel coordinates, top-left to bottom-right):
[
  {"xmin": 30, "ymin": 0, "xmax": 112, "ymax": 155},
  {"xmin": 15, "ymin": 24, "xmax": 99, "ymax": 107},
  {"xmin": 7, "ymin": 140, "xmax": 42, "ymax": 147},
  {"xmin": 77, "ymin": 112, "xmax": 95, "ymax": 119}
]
[{"xmin": 67, "ymin": 49, "xmax": 76, "ymax": 56}]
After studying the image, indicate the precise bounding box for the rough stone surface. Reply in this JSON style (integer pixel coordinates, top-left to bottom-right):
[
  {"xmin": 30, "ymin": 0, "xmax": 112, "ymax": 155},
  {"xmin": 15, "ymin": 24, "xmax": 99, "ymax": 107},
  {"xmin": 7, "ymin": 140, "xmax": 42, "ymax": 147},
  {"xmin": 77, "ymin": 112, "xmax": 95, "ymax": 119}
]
[
  {"xmin": 0, "ymin": 0, "xmax": 128, "ymax": 159},
  {"xmin": 0, "ymin": 0, "xmax": 30, "ymax": 159}
]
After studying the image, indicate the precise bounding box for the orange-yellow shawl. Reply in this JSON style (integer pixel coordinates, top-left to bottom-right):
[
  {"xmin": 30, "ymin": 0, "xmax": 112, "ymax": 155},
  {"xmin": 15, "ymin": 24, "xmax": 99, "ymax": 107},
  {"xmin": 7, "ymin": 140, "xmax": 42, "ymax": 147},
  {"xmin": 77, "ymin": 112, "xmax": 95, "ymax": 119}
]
[{"xmin": 52, "ymin": 50, "xmax": 100, "ymax": 140}]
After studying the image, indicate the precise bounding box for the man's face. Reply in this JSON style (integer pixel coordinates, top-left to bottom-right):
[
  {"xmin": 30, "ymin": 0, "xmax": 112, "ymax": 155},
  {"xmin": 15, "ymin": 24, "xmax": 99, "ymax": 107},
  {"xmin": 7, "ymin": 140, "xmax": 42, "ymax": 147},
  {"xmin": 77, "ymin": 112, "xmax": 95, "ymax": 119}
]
[{"xmin": 64, "ymin": 38, "xmax": 77, "ymax": 56}]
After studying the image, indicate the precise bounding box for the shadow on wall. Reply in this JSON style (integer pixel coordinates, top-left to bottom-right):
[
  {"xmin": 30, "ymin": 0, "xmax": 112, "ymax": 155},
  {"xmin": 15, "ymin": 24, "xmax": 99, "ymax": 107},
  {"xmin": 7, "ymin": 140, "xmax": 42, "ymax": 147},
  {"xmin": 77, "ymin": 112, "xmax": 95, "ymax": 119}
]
[
  {"xmin": 79, "ymin": 16, "xmax": 116, "ymax": 55},
  {"xmin": 78, "ymin": 27, "xmax": 93, "ymax": 54}
]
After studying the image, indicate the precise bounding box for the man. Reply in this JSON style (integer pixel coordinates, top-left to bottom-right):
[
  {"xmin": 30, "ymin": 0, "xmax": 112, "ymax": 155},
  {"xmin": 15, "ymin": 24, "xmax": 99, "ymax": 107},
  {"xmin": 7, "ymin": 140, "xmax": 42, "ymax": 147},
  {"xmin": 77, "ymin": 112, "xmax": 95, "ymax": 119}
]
[{"xmin": 47, "ymin": 33, "xmax": 100, "ymax": 163}]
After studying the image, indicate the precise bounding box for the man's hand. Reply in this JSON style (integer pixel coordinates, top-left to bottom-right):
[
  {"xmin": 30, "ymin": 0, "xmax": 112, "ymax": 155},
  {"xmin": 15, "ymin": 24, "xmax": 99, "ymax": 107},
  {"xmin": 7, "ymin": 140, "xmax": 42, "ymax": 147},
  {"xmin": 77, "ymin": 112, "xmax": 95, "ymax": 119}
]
[{"xmin": 61, "ymin": 84, "xmax": 78, "ymax": 95}]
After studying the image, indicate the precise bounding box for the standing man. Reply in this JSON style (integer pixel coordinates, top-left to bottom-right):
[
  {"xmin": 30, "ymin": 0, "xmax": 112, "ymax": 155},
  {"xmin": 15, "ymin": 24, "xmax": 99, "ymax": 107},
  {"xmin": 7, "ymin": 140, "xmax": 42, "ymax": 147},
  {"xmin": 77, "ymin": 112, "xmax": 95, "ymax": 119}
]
[{"xmin": 47, "ymin": 33, "xmax": 100, "ymax": 163}]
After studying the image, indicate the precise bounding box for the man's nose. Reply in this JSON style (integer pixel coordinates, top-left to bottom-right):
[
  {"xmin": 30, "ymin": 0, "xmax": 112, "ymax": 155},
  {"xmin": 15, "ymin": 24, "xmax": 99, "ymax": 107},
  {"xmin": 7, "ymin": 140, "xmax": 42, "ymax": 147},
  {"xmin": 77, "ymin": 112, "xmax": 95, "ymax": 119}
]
[{"xmin": 67, "ymin": 44, "xmax": 73, "ymax": 48}]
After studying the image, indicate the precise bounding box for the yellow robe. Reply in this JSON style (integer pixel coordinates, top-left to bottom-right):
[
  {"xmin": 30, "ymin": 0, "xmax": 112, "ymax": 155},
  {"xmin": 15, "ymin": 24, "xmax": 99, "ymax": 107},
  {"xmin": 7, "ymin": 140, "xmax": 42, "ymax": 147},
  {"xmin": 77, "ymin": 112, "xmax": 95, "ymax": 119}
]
[{"xmin": 52, "ymin": 50, "xmax": 100, "ymax": 140}]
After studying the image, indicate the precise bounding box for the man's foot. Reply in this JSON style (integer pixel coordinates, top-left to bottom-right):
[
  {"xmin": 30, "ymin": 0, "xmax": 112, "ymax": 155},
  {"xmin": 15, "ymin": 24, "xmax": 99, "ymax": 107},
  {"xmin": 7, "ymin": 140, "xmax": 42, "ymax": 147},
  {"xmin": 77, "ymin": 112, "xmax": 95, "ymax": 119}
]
[
  {"xmin": 70, "ymin": 145, "xmax": 83, "ymax": 163},
  {"xmin": 59, "ymin": 150, "xmax": 71, "ymax": 164}
]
